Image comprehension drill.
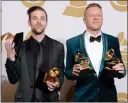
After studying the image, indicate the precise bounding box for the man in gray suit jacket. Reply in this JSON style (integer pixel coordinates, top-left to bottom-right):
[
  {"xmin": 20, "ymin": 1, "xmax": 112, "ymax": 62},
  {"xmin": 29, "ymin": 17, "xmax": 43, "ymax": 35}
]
[{"xmin": 5, "ymin": 6, "xmax": 64, "ymax": 102}]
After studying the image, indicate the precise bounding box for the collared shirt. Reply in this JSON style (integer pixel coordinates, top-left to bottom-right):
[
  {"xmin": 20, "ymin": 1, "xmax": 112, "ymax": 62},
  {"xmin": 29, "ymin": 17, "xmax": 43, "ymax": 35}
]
[
  {"xmin": 84, "ymin": 31, "xmax": 103, "ymax": 76},
  {"xmin": 30, "ymin": 35, "xmax": 49, "ymax": 72},
  {"xmin": 30, "ymin": 35, "xmax": 50, "ymax": 100}
]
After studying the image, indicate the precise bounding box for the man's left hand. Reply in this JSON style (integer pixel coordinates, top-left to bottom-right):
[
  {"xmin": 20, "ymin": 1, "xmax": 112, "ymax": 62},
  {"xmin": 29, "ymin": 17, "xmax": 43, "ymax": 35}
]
[{"xmin": 112, "ymin": 63, "xmax": 124, "ymax": 71}]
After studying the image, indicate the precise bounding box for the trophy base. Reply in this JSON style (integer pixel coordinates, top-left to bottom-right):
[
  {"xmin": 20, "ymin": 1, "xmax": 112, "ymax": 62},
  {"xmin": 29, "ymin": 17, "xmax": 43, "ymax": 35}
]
[
  {"xmin": 105, "ymin": 59, "xmax": 120, "ymax": 69},
  {"xmin": 78, "ymin": 69, "xmax": 96, "ymax": 80},
  {"xmin": 104, "ymin": 64, "xmax": 115, "ymax": 70},
  {"xmin": 103, "ymin": 68, "xmax": 124, "ymax": 78}
]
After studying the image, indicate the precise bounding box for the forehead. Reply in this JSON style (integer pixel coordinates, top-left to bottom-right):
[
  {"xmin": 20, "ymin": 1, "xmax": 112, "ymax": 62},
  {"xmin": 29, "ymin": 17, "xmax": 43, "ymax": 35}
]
[
  {"xmin": 30, "ymin": 10, "xmax": 46, "ymax": 17},
  {"xmin": 86, "ymin": 7, "xmax": 102, "ymax": 14}
]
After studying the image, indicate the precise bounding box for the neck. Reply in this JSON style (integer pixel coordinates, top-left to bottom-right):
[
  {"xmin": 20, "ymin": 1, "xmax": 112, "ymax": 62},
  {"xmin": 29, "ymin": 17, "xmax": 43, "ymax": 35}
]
[
  {"xmin": 32, "ymin": 32, "xmax": 45, "ymax": 42},
  {"xmin": 87, "ymin": 28, "xmax": 101, "ymax": 37}
]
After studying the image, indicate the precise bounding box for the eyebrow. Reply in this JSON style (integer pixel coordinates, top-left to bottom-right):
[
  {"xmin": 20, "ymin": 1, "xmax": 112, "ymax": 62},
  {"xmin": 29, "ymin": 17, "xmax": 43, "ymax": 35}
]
[
  {"xmin": 31, "ymin": 16, "xmax": 46, "ymax": 18},
  {"xmin": 41, "ymin": 16, "xmax": 46, "ymax": 18}
]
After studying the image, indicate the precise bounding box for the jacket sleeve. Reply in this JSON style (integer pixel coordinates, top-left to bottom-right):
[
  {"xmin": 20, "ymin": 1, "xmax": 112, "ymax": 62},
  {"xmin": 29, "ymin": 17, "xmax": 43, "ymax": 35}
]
[
  {"xmin": 65, "ymin": 40, "xmax": 77, "ymax": 80},
  {"xmin": 114, "ymin": 38, "xmax": 126, "ymax": 79},
  {"xmin": 5, "ymin": 49, "xmax": 21, "ymax": 84}
]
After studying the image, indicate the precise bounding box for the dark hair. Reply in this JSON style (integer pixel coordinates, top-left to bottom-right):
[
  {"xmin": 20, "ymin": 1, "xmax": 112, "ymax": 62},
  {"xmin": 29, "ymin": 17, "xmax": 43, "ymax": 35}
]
[
  {"xmin": 84, "ymin": 3, "xmax": 102, "ymax": 16},
  {"xmin": 27, "ymin": 6, "xmax": 48, "ymax": 21}
]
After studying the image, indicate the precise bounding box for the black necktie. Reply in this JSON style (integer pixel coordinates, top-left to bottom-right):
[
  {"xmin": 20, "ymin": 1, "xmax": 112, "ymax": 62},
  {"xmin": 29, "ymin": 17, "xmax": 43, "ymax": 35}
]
[
  {"xmin": 90, "ymin": 35, "xmax": 101, "ymax": 42},
  {"xmin": 36, "ymin": 42, "xmax": 43, "ymax": 79},
  {"xmin": 35, "ymin": 43, "xmax": 43, "ymax": 100}
]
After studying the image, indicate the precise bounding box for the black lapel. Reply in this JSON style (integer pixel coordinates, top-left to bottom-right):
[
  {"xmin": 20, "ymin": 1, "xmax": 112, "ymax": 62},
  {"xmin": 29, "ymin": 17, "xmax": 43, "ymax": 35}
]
[
  {"xmin": 47, "ymin": 36, "xmax": 54, "ymax": 70},
  {"xmin": 25, "ymin": 38, "xmax": 35, "ymax": 84}
]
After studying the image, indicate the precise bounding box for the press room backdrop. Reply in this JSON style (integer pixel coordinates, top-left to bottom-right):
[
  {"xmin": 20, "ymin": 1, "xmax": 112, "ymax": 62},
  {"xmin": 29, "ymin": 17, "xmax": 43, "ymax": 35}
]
[{"xmin": 1, "ymin": 1, "xmax": 127, "ymax": 102}]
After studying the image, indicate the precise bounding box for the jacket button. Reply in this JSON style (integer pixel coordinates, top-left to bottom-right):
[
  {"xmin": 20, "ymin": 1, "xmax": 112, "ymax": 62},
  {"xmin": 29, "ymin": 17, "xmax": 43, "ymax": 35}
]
[{"xmin": 30, "ymin": 84, "xmax": 34, "ymax": 88}]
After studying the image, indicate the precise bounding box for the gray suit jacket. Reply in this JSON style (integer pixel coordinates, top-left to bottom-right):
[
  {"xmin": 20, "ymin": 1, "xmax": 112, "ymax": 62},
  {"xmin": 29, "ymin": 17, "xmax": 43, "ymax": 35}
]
[{"xmin": 5, "ymin": 35, "xmax": 65, "ymax": 102}]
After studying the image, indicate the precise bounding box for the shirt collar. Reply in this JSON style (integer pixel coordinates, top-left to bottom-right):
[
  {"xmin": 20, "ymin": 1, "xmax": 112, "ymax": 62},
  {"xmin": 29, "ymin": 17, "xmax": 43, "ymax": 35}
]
[
  {"xmin": 85, "ymin": 30, "xmax": 102, "ymax": 41},
  {"xmin": 30, "ymin": 35, "xmax": 48, "ymax": 48}
]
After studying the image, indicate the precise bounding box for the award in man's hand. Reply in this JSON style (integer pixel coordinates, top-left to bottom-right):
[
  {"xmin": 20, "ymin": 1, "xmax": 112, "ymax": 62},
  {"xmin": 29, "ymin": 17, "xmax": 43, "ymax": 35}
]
[
  {"xmin": 43, "ymin": 67, "xmax": 60, "ymax": 83},
  {"xmin": 75, "ymin": 51, "xmax": 95, "ymax": 79},
  {"xmin": 104, "ymin": 49, "xmax": 124, "ymax": 78},
  {"xmin": 13, "ymin": 32, "xmax": 23, "ymax": 48},
  {"xmin": 75, "ymin": 51, "xmax": 92, "ymax": 70},
  {"xmin": 105, "ymin": 49, "xmax": 120, "ymax": 70},
  {"xmin": 13, "ymin": 32, "xmax": 23, "ymax": 54}
]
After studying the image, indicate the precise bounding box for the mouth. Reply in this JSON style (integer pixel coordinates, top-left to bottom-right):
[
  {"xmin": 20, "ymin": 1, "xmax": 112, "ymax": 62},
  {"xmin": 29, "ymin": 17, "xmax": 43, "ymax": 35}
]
[
  {"xmin": 93, "ymin": 22, "xmax": 99, "ymax": 24},
  {"xmin": 36, "ymin": 26, "xmax": 43, "ymax": 28},
  {"xmin": 36, "ymin": 24, "xmax": 43, "ymax": 27}
]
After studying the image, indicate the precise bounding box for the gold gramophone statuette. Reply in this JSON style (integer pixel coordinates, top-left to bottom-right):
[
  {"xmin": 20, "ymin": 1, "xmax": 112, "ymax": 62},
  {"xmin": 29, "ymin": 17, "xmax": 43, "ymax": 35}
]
[
  {"xmin": 105, "ymin": 49, "xmax": 120, "ymax": 70},
  {"xmin": 43, "ymin": 67, "xmax": 60, "ymax": 83},
  {"xmin": 75, "ymin": 51, "xmax": 92, "ymax": 70}
]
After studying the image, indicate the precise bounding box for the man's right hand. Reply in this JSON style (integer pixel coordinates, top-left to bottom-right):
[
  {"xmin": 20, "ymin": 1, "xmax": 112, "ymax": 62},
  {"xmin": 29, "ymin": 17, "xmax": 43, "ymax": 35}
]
[
  {"xmin": 72, "ymin": 64, "xmax": 83, "ymax": 76},
  {"xmin": 72, "ymin": 64, "xmax": 91, "ymax": 76},
  {"xmin": 5, "ymin": 37, "xmax": 16, "ymax": 61}
]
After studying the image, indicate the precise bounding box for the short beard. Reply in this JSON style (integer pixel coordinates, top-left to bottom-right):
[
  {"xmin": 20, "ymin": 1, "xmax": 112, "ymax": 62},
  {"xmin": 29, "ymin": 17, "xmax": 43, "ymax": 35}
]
[{"xmin": 32, "ymin": 29, "xmax": 45, "ymax": 35}]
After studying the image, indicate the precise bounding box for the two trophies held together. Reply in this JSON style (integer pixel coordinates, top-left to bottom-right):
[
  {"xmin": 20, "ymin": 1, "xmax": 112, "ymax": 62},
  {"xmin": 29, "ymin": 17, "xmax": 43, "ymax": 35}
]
[{"xmin": 74, "ymin": 49, "xmax": 124, "ymax": 78}]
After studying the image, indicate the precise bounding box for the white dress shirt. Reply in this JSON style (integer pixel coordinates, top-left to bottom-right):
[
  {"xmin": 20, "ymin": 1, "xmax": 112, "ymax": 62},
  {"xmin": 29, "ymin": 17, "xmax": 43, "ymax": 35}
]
[{"xmin": 84, "ymin": 31, "xmax": 103, "ymax": 76}]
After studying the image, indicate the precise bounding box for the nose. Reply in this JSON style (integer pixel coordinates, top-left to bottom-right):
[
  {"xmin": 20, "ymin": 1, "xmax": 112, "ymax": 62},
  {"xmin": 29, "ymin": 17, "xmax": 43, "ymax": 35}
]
[
  {"xmin": 94, "ymin": 15, "xmax": 98, "ymax": 20},
  {"xmin": 37, "ymin": 18, "xmax": 41, "ymax": 23}
]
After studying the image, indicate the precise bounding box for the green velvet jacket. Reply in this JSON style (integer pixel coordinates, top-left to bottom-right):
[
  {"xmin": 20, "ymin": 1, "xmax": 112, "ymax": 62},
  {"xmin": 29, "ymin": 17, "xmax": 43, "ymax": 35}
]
[{"xmin": 65, "ymin": 31, "xmax": 126, "ymax": 102}]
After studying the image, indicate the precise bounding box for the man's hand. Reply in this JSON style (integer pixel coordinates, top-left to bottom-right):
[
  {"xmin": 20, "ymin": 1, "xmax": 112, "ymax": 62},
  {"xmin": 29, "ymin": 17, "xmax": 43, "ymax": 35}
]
[
  {"xmin": 5, "ymin": 37, "xmax": 16, "ymax": 61},
  {"xmin": 72, "ymin": 64, "xmax": 89, "ymax": 76},
  {"xmin": 46, "ymin": 81, "xmax": 60, "ymax": 91},
  {"xmin": 112, "ymin": 63, "xmax": 124, "ymax": 71}
]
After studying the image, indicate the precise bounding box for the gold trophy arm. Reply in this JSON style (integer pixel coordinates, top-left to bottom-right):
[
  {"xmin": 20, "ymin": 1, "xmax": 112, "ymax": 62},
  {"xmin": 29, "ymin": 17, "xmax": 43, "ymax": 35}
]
[{"xmin": 43, "ymin": 73, "xmax": 48, "ymax": 82}]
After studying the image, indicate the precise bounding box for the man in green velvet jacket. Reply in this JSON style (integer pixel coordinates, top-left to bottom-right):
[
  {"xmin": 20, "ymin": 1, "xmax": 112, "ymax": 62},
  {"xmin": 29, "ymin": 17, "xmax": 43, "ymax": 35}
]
[{"xmin": 65, "ymin": 3, "xmax": 126, "ymax": 102}]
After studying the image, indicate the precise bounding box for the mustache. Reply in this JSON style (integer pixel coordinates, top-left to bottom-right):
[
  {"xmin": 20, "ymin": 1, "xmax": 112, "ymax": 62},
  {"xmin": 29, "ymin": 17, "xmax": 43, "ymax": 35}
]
[{"xmin": 36, "ymin": 24, "xmax": 43, "ymax": 27}]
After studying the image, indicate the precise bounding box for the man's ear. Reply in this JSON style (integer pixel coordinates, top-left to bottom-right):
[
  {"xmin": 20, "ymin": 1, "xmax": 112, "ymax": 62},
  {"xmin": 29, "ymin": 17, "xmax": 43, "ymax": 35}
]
[
  {"xmin": 28, "ymin": 20, "xmax": 30, "ymax": 26},
  {"xmin": 46, "ymin": 22, "xmax": 48, "ymax": 27},
  {"xmin": 83, "ymin": 17, "xmax": 86, "ymax": 25}
]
